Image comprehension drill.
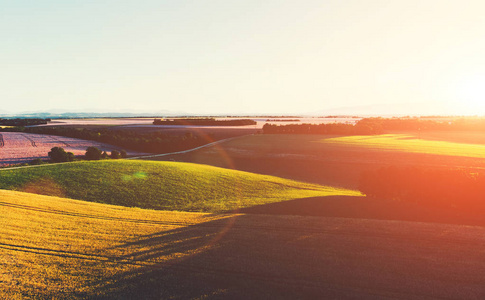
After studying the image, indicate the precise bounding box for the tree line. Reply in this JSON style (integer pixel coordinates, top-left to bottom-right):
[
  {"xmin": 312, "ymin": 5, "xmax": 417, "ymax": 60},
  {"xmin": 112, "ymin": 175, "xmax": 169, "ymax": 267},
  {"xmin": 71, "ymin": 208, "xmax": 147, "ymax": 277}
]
[
  {"xmin": 153, "ymin": 118, "xmax": 257, "ymax": 126},
  {"xmin": 46, "ymin": 146, "xmax": 128, "ymax": 163},
  {"xmin": 0, "ymin": 118, "xmax": 50, "ymax": 127},
  {"xmin": 262, "ymin": 122, "xmax": 381, "ymax": 135},
  {"xmin": 263, "ymin": 117, "xmax": 485, "ymax": 135},
  {"xmin": 356, "ymin": 117, "xmax": 485, "ymax": 132},
  {"xmin": 265, "ymin": 119, "xmax": 301, "ymax": 122},
  {"xmin": 17, "ymin": 126, "xmax": 209, "ymax": 154}
]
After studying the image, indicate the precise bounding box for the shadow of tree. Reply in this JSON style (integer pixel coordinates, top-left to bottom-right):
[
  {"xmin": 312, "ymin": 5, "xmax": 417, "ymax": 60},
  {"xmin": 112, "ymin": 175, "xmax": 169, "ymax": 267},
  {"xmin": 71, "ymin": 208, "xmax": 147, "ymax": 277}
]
[{"xmin": 90, "ymin": 216, "xmax": 373, "ymax": 299}]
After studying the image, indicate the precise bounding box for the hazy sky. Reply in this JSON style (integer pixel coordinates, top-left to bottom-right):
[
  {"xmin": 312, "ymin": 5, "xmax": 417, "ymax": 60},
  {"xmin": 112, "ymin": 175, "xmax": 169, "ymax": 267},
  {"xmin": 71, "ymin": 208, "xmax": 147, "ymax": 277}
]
[{"xmin": 3, "ymin": 0, "xmax": 485, "ymax": 115}]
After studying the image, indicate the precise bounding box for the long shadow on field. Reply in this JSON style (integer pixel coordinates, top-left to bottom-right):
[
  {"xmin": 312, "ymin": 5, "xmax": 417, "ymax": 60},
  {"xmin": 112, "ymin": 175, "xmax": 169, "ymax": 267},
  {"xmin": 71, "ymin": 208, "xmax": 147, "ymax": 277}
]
[
  {"xmin": 240, "ymin": 195, "xmax": 485, "ymax": 227},
  {"xmin": 91, "ymin": 216, "xmax": 351, "ymax": 299},
  {"xmin": 89, "ymin": 212, "xmax": 485, "ymax": 300}
]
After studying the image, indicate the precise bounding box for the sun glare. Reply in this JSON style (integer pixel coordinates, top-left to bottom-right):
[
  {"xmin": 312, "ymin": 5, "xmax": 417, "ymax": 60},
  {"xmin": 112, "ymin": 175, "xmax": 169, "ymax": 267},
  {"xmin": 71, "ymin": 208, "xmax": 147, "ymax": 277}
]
[{"xmin": 457, "ymin": 76, "xmax": 485, "ymax": 114}]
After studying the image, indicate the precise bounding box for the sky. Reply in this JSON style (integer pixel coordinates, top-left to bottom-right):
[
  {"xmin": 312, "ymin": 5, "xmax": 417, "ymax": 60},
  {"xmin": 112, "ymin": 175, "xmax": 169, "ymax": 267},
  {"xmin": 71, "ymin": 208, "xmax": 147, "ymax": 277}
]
[{"xmin": 2, "ymin": 0, "xmax": 485, "ymax": 116}]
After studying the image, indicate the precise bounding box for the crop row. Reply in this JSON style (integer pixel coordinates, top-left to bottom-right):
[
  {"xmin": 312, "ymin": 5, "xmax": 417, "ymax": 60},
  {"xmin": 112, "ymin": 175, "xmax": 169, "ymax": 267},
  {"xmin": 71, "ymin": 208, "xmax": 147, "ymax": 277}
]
[{"xmin": 21, "ymin": 134, "xmax": 37, "ymax": 147}]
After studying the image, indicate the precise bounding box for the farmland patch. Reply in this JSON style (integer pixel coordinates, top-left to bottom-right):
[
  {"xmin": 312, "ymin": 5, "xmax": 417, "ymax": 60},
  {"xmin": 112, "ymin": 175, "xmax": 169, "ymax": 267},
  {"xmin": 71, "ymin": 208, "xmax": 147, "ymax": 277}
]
[
  {"xmin": 0, "ymin": 132, "xmax": 145, "ymax": 166},
  {"xmin": 1, "ymin": 190, "xmax": 485, "ymax": 299},
  {"xmin": 322, "ymin": 134, "xmax": 485, "ymax": 158},
  {"xmin": 145, "ymin": 134, "xmax": 485, "ymax": 189}
]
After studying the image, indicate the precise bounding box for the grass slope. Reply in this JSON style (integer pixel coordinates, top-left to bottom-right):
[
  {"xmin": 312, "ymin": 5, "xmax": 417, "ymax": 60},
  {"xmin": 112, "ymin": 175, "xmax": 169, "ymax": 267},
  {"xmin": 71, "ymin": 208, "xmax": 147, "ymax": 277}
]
[
  {"xmin": 0, "ymin": 189, "xmax": 227, "ymax": 298},
  {"xmin": 2, "ymin": 190, "xmax": 485, "ymax": 299},
  {"xmin": 0, "ymin": 160, "xmax": 359, "ymax": 212}
]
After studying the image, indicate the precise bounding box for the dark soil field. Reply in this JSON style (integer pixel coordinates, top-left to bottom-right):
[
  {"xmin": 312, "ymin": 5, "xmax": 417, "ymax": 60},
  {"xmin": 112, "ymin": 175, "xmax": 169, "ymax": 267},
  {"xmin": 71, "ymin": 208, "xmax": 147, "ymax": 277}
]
[
  {"xmin": 4, "ymin": 128, "xmax": 485, "ymax": 298},
  {"xmin": 2, "ymin": 190, "xmax": 485, "ymax": 299},
  {"xmin": 145, "ymin": 133, "xmax": 485, "ymax": 189},
  {"xmin": 113, "ymin": 125, "xmax": 260, "ymax": 140}
]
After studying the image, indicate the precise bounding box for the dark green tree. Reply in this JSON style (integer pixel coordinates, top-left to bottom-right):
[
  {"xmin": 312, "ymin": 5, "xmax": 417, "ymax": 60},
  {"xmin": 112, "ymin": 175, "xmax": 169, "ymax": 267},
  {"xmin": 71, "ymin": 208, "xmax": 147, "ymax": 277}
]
[
  {"xmin": 85, "ymin": 146, "xmax": 102, "ymax": 160},
  {"xmin": 110, "ymin": 150, "xmax": 121, "ymax": 159},
  {"xmin": 48, "ymin": 147, "xmax": 74, "ymax": 163}
]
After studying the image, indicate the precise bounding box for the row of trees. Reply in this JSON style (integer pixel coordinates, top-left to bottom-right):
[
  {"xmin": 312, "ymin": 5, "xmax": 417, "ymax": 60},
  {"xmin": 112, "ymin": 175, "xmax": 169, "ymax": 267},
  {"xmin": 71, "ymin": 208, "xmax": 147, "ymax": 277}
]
[
  {"xmin": 357, "ymin": 117, "xmax": 485, "ymax": 132},
  {"xmin": 19, "ymin": 126, "xmax": 209, "ymax": 153},
  {"xmin": 359, "ymin": 166, "xmax": 485, "ymax": 211},
  {"xmin": 0, "ymin": 118, "xmax": 50, "ymax": 127},
  {"xmin": 263, "ymin": 117, "xmax": 485, "ymax": 135},
  {"xmin": 153, "ymin": 118, "xmax": 257, "ymax": 126},
  {"xmin": 47, "ymin": 147, "xmax": 127, "ymax": 163},
  {"xmin": 262, "ymin": 122, "xmax": 382, "ymax": 135}
]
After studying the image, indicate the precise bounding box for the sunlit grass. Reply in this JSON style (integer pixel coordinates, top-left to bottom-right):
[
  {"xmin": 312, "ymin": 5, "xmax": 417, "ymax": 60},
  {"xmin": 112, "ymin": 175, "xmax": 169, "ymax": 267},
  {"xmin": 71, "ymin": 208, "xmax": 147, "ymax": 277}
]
[
  {"xmin": 0, "ymin": 189, "xmax": 230, "ymax": 298},
  {"xmin": 321, "ymin": 134, "xmax": 485, "ymax": 158},
  {"xmin": 0, "ymin": 160, "xmax": 360, "ymax": 212}
]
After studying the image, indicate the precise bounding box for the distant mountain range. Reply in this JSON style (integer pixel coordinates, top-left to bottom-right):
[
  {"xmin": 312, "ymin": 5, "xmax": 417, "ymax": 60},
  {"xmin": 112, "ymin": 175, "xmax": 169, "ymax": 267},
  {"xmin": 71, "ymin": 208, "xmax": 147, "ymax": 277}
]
[
  {"xmin": 0, "ymin": 110, "xmax": 191, "ymax": 119},
  {"xmin": 0, "ymin": 101, "xmax": 466, "ymax": 119}
]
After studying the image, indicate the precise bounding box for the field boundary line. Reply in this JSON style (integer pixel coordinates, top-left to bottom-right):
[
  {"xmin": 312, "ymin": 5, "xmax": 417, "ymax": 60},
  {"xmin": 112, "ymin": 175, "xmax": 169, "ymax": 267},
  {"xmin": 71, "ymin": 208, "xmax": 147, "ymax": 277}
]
[{"xmin": 127, "ymin": 134, "xmax": 252, "ymax": 160}]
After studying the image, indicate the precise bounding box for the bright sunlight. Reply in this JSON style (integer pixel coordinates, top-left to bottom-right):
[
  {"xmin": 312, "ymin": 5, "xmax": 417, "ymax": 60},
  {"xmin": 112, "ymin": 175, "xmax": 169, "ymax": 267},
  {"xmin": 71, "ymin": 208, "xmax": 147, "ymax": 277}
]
[{"xmin": 456, "ymin": 75, "xmax": 485, "ymax": 114}]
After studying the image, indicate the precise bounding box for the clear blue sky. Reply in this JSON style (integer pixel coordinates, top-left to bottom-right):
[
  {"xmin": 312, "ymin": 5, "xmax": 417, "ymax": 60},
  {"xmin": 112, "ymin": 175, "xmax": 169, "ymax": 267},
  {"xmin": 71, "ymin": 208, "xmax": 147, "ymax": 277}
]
[{"xmin": 2, "ymin": 0, "xmax": 485, "ymax": 115}]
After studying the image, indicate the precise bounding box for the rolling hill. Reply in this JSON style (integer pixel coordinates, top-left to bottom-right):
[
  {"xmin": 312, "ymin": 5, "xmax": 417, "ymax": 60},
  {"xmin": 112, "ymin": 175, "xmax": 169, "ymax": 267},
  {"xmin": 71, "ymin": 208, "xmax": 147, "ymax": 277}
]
[{"xmin": 0, "ymin": 160, "xmax": 359, "ymax": 212}]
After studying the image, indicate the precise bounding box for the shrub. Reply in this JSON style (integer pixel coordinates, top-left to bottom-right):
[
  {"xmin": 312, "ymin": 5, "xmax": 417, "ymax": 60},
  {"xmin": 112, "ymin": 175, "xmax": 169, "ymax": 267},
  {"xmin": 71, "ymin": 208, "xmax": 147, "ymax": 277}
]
[
  {"xmin": 48, "ymin": 147, "xmax": 75, "ymax": 163},
  {"xmin": 85, "ymin": 147, "xmax": 102, "ymax": 160},
  {"xmin": 30, "ymin": 158, "xmax": 45, "ymax": 165},
  {"xmin": 110, "ymin": 150, "xmax": 121, "ymax": 159}
]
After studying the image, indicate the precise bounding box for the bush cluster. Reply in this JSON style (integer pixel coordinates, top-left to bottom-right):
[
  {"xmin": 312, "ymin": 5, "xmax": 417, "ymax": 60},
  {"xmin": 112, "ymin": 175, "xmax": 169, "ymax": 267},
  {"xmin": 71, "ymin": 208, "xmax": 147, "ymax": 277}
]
[{"xmin": 45, "ymin": 147, "xmax": 127, "ymax": 163}]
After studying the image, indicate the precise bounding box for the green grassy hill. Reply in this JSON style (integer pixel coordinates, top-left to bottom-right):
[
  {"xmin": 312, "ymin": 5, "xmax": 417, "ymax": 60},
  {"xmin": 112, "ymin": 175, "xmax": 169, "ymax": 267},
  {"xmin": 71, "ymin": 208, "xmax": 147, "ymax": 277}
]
[{"xmin": 0, "ymin": 160, "xmax": 359, "ymax": 212}]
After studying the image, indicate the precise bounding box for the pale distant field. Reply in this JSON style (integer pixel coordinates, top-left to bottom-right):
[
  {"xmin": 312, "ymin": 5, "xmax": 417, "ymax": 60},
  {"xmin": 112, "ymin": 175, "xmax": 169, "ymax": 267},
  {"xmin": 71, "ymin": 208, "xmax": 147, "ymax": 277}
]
[
  {"xmin": 0, "ymin": 132, "xmax": 146, "ymax": 166},
  {"xmin": 323, "ymin": 134, "xmax": 485, "ymax": 159},
  {"xmin": 42, "ymin": 117, "xmax": 360, "ymax": 128}
]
